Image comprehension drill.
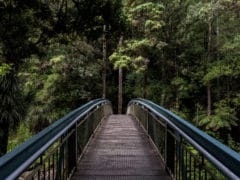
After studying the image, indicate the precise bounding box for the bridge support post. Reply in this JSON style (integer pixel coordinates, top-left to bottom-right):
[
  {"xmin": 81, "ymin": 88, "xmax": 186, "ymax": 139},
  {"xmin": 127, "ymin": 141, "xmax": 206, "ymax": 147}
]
[
  {"xmin": 166, "ymin": 125, "xmax": 175, "ymax": 176},
  {"xmin": 56, "ymin": 137, "xmax": 65, "ymax": 180},
  {"xmin": 68, "ymin": 125, "xmax": 77, "ymax": 176},
  {"xmin": 176, "ymin": 135, "xmax": 187, "ymax": 179}
]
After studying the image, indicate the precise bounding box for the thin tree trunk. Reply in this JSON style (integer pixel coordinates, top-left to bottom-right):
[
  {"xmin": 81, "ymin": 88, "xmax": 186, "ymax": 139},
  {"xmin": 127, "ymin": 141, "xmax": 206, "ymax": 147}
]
[
  {"xmin": 207, "ymin": 84, "xmax": 212, "ymax": 116},
  {"xmin": 142, "ymin": 58, "xmax": 149, "ymax": 98},
  {"xmin": 207, "ymin": 16, "xmax": 212, "ymax": 116},
  {"xmin": 161, "ymin": 50, "xmax": 165, "ymax": 105},
  {"xmin": 102, "ymin": 25, "xmax": 107, "ymax": 98},
  {"xmin": 216, "ymin": 0, "xmax": 220, "ymax": 100},
  {"xmin": 118, "ymin": 67, "xmax": 123, "ymax": 114},
  {"xmin": 227, "ymin": 77, "xmax": 230, "ymax": 103},
  {"xmin": 118, "ymin": 36, "xmax": 123, "ymax": 114},
  {"xmin": 175, "ymin": 48, "xmax": 179, "ymax": 111},
  {"xmin": 143, "ymin": 71, "xmax": 147, "ymax": 98}
]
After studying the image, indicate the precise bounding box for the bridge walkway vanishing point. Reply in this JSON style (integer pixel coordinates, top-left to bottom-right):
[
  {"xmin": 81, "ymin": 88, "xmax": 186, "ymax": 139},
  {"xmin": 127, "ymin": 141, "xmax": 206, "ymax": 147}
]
[{"xmin": 72, "ymin": 114, "xmax": 171, "ymax": 180}]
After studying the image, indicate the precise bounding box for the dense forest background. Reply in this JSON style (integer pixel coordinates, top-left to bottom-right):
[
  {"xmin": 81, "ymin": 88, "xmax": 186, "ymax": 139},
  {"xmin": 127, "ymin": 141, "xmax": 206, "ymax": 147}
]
[{"xmin": 0, "ymin": 0, "xmax": 240, "ymax": 156}]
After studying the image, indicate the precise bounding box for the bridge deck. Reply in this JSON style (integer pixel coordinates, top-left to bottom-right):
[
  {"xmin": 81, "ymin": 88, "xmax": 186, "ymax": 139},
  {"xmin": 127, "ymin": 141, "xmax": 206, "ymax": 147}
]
[{"xmin": 72, "ymin": 115, "xmax": 171, "ymax": 180}]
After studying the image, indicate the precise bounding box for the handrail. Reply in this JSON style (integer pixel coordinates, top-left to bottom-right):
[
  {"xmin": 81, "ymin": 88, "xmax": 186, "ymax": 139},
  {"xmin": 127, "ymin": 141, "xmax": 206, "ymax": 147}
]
[
  {"xmin": 0, "ymin": 98, "xmax": 111, "ymax": 179},
  {"xmin": 128, "ymin": 98, "xmax": 240, "ymax": 179}
]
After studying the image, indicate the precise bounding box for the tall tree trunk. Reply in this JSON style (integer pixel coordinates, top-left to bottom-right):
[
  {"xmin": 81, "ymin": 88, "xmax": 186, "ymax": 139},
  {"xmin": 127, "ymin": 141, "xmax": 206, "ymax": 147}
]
[
  {"xmin": 143, "ymin": 70, "xmax": 147, "ymax": 98},
  {"xmin": 175, "ymin": 48, "xmax": 179, "ymax": 111},
  {"xmin": 207, "ymin": 16, "xmax": 212, "ymax": 116},
  {"xmin": 142, "ymin": 58, "xmax": 149, "ymax": 98},
  {"xmin": 216, "ymin": 0, "xmax": 220, "ymax": 100},
  {"xmin": 207, "ymin": 84, "xmax": 212, "ymax": 116},
  {"xmin": 161, "ymin": 50, "xmax": 165, "ymax": 106},
  {"xmin": 118, "ymin": 67, "xmax": 123, "ymax": 114},
  {"xmin": 118, "ymin": 36, "xmax": 123, "ymax": 114},
  {"xmin": 102, "ymin": 25, "xmax": 107, "ymax": 98}
]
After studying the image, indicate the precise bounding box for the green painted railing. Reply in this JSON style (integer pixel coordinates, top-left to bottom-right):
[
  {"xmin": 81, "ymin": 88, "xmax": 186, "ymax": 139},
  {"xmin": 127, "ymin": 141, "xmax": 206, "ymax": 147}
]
[
  {"xmin": 0, "ymin": 99, "xmax": 112, "ymax": 179},
  {"xmin": 127, "ymin": 98, "xmax": 240, "ymax": 179}
]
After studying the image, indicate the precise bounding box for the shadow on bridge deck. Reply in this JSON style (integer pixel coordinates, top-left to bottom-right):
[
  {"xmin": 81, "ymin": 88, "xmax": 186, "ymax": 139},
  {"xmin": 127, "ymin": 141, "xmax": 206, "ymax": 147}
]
[{"xmin": 71, "ymin": 115, "xmax": 171, "ymax": 180}]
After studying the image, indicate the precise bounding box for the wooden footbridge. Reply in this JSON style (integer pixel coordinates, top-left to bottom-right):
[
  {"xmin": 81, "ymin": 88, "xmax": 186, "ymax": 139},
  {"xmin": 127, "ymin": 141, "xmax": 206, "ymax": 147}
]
[{"xmin": 0, "ymin": 99, "xmax": 240, "ymax": 179}]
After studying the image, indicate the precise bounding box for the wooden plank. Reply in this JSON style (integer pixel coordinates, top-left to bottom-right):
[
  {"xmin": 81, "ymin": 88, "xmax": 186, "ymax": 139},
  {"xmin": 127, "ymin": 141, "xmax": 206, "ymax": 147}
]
[{"xmin": 71, "ymin": 115, "xmax": 171, "ymax": 180}]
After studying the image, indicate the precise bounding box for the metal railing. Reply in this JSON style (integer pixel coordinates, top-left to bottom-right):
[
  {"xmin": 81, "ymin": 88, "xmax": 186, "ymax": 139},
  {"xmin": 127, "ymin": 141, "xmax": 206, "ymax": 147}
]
[
  {"xmin": 127, "ymin": 99, "xmax": 240, "ymax": 180},
  {"xmin": 0, "ymin": 99, "xmax": 112, "ymax": 180}
]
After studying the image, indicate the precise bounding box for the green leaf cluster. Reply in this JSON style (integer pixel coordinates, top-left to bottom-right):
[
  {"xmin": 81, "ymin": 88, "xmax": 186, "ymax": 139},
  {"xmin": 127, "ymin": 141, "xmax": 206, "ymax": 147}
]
[{"xmin": 0, "ymin": 63, "xmax": 13, "ymax": 76}]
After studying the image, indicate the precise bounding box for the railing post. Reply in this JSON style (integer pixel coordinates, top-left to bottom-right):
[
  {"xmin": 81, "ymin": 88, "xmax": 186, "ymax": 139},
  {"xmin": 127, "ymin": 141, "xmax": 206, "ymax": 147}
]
[
  {"xmin": 84, "ymin": 115, "xmax": 89, "ymax": 146},
  {"xmin": 67, "ymin": 125, "xmax": 77, "ymax": 176},
  {"xmin": 146, "ymin": 109, "xmax": 148, "ymax": 132},
  {"xmin": 166, "ymin": 125, "xmax": 175, "ymax": 176},
  {"xmin": 176, "ymin": 135, "xmax": 187, "ymax": 179},
  {"xmin": 56, "ymin": 137, "xmax": 64, "ymax": 180},
  {"xmin": 152, "ymin": 117, "xmax": 159, "ymax": 146}
]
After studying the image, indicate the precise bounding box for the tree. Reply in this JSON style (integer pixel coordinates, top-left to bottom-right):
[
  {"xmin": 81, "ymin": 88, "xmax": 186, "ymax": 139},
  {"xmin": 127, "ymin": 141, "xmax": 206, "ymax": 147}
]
[
  {"xmin": 110, "ymin": 0, "xmax": 165, "ymax": 105},
  {"xmin": 21, "ymin": 39, "xmax": 103, "ymax": 133},
  {"xmin": 0, "ymin": 0, "xmax": 41, "ymax": 156},
  {"xmin": 0, "ymin": 0, "xmax": 127, "ymax": 154}
]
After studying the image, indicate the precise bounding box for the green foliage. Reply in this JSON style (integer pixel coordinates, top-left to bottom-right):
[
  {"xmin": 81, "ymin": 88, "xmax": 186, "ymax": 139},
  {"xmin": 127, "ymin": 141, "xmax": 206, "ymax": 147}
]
[
  {"xmin": 8, "ymin": 123, "xmax": 32, "ymax": 152},
  {"xmin": 20, "ymin": 39, "xmax": 102, "ymax": 134},
  {"xmin": 145, "ymin": 19, "xmax": 163, "ymax": 32},
  {"xmin": 222, "ymin": 34, "xmax": 240, "ymax": 52},
  {"xmin": 125, "ymin": 39, "xmax": 152, "ymax": 52},
  {"xmin": 0, "ymin": 73, "xmax": 24, "ymax": 155},
  {"xmin": 228, "ymin": 137, "xmax": 240, "ymax": 153},
  {"xmin": 170, "ymin": 108, "xmax": 189, "ymax": 122},
  {"xmin": 50, "ymin": 55, "xmax": 65, "ymax": 64},
  {"xmin": 0, "ymin": 63, "xmax": 13, "ymax": 76},
  {"xmin": 125, "ymin": 71, "xmax": 145, "ymax": 97},
  {"xmin": 36, "ymin": 73, "xmax": 60, "ymax": 102},
  {"xmin": 187, "ymin": 2, "xmax": 212, "ymax": 23},
  {"xmin": 0, "ymin": 74, "xmax": 23, "ymax": 126},
  {"xmin": 109, "ymin": 52, "xmax": 131, "ymax": 69},
  {"xmin": 195, "ymin": 100, "xmax": 238, "ymax": 131},
  {"xmin": 171, "ymin": 77, "xmax": 192, "ymax": 99},
  {"xmin": 0, "ymin": 0, "xmax": 127, "ymax": 154},
  {"xmin": 146, "ymin": 82, "xmax": 165, "ymax": 103},
  {"xmin": 109, "ymin": 39, "xmax": 152, "ymax": 70},
  {"xmin": 128, "ymin": 1, "xmax": 164, "ymax": 33},
  {"xmin": 202, "ymin": 63, "xmax": 232, "ymax": 84}
]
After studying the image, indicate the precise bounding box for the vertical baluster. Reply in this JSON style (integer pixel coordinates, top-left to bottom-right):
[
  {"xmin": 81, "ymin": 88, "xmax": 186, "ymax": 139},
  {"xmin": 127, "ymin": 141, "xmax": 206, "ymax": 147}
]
[
  {"xmin": 185, "ymin": 149, "xmax": 188, "ymax": 179},
  {"xmin": 175, "ymin": 153, "xmax": 177, "ymax": 180},
  {"xmin": 38, "ymin": 169, "xmax": 40, "ymax": 180},
  {"xmin": 43, "ymin": 156, "xmax": 46, "ymax": 180},
  {"xmin": 178, "ymin": 138, "xmax": 181, "ymax": 180},
  {"xmin": 200, "ymin": 155, "xmax": 204, "ymax": 180},
  {"xmin": 48, "ymin": 157, "xmax": 50, "ymax": 180},
  {"xmin": 57, "ymin": 141, "xmax": 64, "ymax": 180},
  {"xmin": 52, "ymin": 154, "xmax": 55, "ymax": 180},
  {"xmin": 189, "ymin": 154, "xmax": 192, "ymax": 179},
  {"xmin": 63, "ymin": 142, "xmax": 65, "ymax": 179},
  {"xmin": 67, "ymin": 126, "xmax": 77, "ymax": 178},
  {"xmin": 165, "ymin": 125, "xmax": 175, "ymax": 177},
  {"xmin": 205, "ymin": 169, "xmax": 207, "ymax": 180},
  {"xmin": 193, "ymin": 158, "xmax": 196, "ymax": 180}
]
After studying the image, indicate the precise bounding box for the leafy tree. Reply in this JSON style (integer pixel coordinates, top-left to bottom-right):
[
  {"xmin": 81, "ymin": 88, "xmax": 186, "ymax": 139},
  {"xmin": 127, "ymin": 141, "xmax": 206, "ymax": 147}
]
[
  {"xmin": 22, "ymin": 40, "xmax": 103, "ymax": 133},
  {"xmin": 0, "ymin": 0, "xmax": 40, "ymax": 156},
  {"xmin": 0, "ymin": 0, "xmax": 127, "ymax": 155},
  {"xmin": 110, "ymin": 0, "xmax": 165, "ymax": 103}
]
